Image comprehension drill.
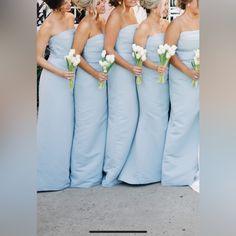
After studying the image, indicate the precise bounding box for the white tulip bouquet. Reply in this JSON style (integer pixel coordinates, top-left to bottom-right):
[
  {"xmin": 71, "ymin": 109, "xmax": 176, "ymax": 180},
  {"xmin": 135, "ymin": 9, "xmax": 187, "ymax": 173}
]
[
  {"xmin": 99, "ymin": 50, "xmax": 115, "ymax": 89},
  {"xmin": 191, "ymin": 49, "xmax": 200, "ymax": 87},
  {"xmin": 157, "ymin": 44, "xmax": 177, "ymax": 84},
  {"xmin": 132, "ymin": 44, "xmax": 147, "ymax": 85},
  {"xmin": 65, "ymin": 49, "xmax": 81, "ymax": 90}
]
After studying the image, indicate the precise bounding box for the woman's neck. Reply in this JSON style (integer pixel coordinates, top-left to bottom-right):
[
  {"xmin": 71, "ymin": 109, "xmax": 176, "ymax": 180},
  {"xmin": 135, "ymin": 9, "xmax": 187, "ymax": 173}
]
[
  {"xmin": 149, "ymin": 12, "xmax": 161, "ymax": 23},
  {"xmin": 185, "ymin": 9, "xmax": 199, "ymax": 20},
  {"xmin": 87, "ymin": 11, "xmax": 101, "ymax": 21},
  {"xmin": 53, "ymin": 10, "xmax": 66, "ymax": 19},
  {"xmin": 123, "ymin": 5, "xmax": 132, "ymax": 13}
]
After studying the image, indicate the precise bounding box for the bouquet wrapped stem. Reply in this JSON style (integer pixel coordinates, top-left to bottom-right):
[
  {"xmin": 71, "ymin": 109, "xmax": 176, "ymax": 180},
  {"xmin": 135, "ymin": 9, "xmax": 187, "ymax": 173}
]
[
  {"xmin": 136, "ymin": 60, "xmax": 143, "ymax": 85},
  {"xmin": 191, "ymin": 63, "xmax": 200, "ymax": 87},
  {"xmin": 98, "ymin": 67, "xmax": 108, "ymax": 89},
  {"xmin": 99, "ymin": 50, "xmax": 115, "ymax": 89},
  {"xmin": 159, "ymin": 61, "xmax": 168, "ymax": 84},
  {"xmin": 65, "ymin": 49, "xmax": 81, "ymax": 90},
  {"xmin": 98, "ymin": 79, "xmax": 106, "ymax": 89},
  {"xmin": 158, "ymin": 44, "xmax": 177, "ymax": 84},
  {"xmin": 132, "ymin": 44, "xmax": 147, "ymax": 85},
  {"xmin": 66, "ymin": 60, "xmax": 76, "ymax": 89},
  {"xmin": 191, "ymin": 49, "xmax": 200, "ymax": 87}
]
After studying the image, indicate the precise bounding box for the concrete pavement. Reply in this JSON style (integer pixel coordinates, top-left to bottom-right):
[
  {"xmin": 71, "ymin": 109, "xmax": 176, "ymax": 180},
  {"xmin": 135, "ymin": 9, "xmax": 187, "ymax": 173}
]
[{"xmin": 38, "ymin": 183, "xmax": 199, "ymax": 236}]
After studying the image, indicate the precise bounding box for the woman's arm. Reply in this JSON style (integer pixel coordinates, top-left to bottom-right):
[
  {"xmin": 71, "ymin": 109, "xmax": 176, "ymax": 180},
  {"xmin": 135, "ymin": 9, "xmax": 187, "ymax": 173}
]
[
  {"xmin": 36, "ymin": 23, "xmax": 74, "ymax": 79},
  {"xmin": 72, "ymin": 19, "xmax": 107, "ymax": 81},
  {"xmin": 165, "ymin": 21, "xmax": 199, "ymax": 80},
  {"xmin": 104, "ymin": 10, "xmax": 141, "ymax": 76}
]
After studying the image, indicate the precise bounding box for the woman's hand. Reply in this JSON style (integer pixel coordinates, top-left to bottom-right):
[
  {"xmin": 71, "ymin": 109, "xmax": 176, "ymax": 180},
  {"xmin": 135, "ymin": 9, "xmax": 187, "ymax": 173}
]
[
  {"xmin": 95, "ymin": 71, "xmax": 108, "ymax": 82},
  {"xmin": 58, "ymin": 70, "xmax": 75, "ymax": 80},
  {"xmin": 130, "ymin": 65, "xmax": 142, "ymax": 77},
  {"xmin": 186, "ymin": 68, "xmax": 199, "ymax": 80},
  {"xmin": 156, "ymin": 65, "xmax": 167, "ymax": 74}
]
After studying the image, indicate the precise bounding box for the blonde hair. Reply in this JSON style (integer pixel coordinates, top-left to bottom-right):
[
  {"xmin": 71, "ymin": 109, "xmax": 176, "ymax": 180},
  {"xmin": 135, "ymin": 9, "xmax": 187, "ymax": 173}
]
[
  {"xmin": 140, "ymin": 0, "xmax": 162, "ymax": 10},
  {"xmin": 73, "ymin": 0, "xmax": 97, "ymax": 12}
]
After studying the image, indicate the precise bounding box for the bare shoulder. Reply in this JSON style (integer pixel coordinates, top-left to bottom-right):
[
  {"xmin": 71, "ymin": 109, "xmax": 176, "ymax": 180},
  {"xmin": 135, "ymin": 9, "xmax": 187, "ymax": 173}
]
[
  {"xmin": 66, "ymin": 12, "xmax": 75, "ymax": 20},
  {"xmin": 136, "ymin": 19, "xmax": 150, "ymax": 36},
  {"xmin": 65, "ymin": 12, "xmax": 75, "ymax": 27},
  {"xmin": 166, "ymin": 17, "xmax": 181, "ymax": 34},
  {"xmin": 76, "ymin": 15, "xmax": 91, "ymax": 32},
  {"xmin": 108, "ymin": 7, "xmax": 121, "ymax": 21},
  {"xmin": 161, "ymin": 19, "xmax": 170, "ymax": 32},
  {"xmin": 38, "ymin": 19, "xmax": 53, "ymax": 37}
]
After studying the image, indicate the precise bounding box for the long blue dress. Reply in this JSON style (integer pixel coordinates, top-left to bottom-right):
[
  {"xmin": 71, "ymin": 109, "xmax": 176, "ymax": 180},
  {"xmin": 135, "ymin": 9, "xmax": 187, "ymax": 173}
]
[
  {"xmin": 37, "ymin": 29, "xmax": 75, "ymax": 191},
  {"xmin": 70, "ymin": 34, "xmax": 107, "ymax": 188},
  {"xmin": 119, "ymin": 33, "xmax": 170, "ymax": 184},
  {"xmin": 162, "ymin": 30, "xmax": 200, "ymax": 186},
  {"xmin": 102, "ymin": 24, "xmax": 139, "ymax": 187}
]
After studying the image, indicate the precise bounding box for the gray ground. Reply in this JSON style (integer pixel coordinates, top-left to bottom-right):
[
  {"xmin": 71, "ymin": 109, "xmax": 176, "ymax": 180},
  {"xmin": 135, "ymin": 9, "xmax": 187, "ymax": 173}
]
[{"xmin": 38, "ymin": 183, "xmax": 199, "ymax": 236}]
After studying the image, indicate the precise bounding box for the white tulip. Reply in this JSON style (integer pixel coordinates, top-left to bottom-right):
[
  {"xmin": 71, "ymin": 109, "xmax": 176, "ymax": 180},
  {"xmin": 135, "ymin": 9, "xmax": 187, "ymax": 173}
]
[
  {"xmin": 166, "ymin": 52, "xmax": 171, "ymax": 59},
  {"xmin": 66, "ymin": 55, "xmax": 72, "ymax": 61},
  {"xmin": 164, "ymin": 44, "xmax": 170, "ymax": 51},
  {"xmin": 69, "ymin": 49, "xmax": 75, "ymax": 57},
  {"xmin": 105, "ymin": 55, "xmax": 110, "ymax": 62},
  {"xmin": 106, "ymin": 55, "xmax": 114, "ymax": 64},
  {"xmin": 136, "ymin": 53, "xmax": 141, "ymax": 59},
  {"xmin": 159, "ymin": 45, "xmax": 165, "ymax": 51},
  {"xmin": 132, "ymin": 44, "xmax": 138, "ymax": 52},
  {"xmin": 110, "ymin": 55, "xmax": 115, "ymax": 63},
  {"xmin": 157, "ymin": 49, "xmax": 163, "ymax": 55},
  {"xmin": 99, "ymin": 60, "xmax": 104, "ymax": 67},
  {"xmin": 140, "ymin": 49, "xmax": 146, "ymax": 57},
  {"xmin": 136, "ymin": 45, "xmax": 142, "ymax": 52},
  {"xmin": 168, "ymin": 49, "xmax": 176, "ymax": 56},
  {"xmin": 141, "ymin": 55, "xmax": 147, "ymax": 61},
  {"xmin": 194, "ymin": 57, "xmax": 200, "ymax": 65},
  {"xmin": 163, "ymin": 48, "xmax": 167, "ymax": 54},
  {"xmin": 160, "ymin": 47, "xmax": 166, "ymax": 54},
  {"xmin": 76, "ymin": 55, "xmax": 81, "ymax": 63},
  {"xmin": 101, "ymin": 50, "xmax": 106, "ymax": 58},
  {"xmin": 171, "ymin": 45, "xmax": 177, "ymax": 51},
  {"xmin": 107, "ymin": 55, "xmax": 115, "ymax": 64},
  {"xmin": 195, "ymin": 49, "xmax": 200, "ymax": 57},
  {"xmin": 73, "ymin": 61, "xmax": 78, "ymax": 67},
  {"xmin": 103, "ymin": 61, "xmax": 109, "ymax": 68}
]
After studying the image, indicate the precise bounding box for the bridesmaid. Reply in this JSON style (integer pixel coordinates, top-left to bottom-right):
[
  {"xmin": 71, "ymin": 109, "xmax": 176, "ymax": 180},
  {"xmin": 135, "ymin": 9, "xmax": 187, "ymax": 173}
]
[
  {"xmin": 162, "ymin": 0, "xmax": 200, "ymax": 186},
  {"xmin": 37, "ymin": 0, "xmax": 75, "ymax": 191},
  {"xmin": 102, "ymin": 0, "xmax": 142, "ymax": 187},
  {"xmin": 70, "ymin": 0, "xmax": 108, "ymax": 188},
  {"xmin": 119, "ymin": 0, "xmax": 170, "ymax": 184}
]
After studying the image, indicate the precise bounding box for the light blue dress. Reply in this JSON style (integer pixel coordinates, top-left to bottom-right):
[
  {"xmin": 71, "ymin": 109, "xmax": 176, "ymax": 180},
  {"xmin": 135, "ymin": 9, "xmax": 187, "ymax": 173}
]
[
  {"xmin": 102, "ymin": 24, "xmax": 139, "ymax": 187},
  {"xmin": 37, "ymin": 29, "xmax": 75, "ymax": 191},
  {"xmin": 162, "ymin": 30, "xmax": 200, "ymax": 186},
  {"xmin": 119, "ymin": 33, "xmax": 169, "ymax": 184},
  {"xmin": 70, "ymin": 34, "xmax": 107, "ymax": 188}
]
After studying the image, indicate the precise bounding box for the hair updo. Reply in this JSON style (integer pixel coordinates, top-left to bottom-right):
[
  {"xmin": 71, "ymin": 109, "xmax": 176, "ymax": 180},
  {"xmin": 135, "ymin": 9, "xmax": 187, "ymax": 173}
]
[
  {"xmin": 176, "ymin": 0, "xmax": 193, "ymax": 10},
  {"xmin": 43, "ymin": 0, "xmax": 65, "ymax": 10},
  {"xmin": 73, "ymin": 0, "xmax": 95, "ymax": 11},
  {"xmin": 140, "ymin": 0, "xmax": 162, "ymax": 11}
]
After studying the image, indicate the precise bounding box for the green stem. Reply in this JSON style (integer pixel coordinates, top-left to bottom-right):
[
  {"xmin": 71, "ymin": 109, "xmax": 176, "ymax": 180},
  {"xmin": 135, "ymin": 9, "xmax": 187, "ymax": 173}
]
[
  {"xmin": 136, "ymin": 75, "xmax": 142, "ymax": 85},
  {"xmin": 192, "ymin": 79, "xmax": 198, "ymax": 87},
  {"xmin": 98, "ymin": 81, "xmax": 105, "ymax": 89},
  {"xmin": 159, "ymin": 73, "xmax": 165, "ymax": 84},
  {"xmin": 69, "ymin": 79, "xmax": 74, "ymax": 90}
]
